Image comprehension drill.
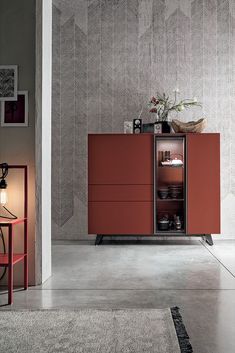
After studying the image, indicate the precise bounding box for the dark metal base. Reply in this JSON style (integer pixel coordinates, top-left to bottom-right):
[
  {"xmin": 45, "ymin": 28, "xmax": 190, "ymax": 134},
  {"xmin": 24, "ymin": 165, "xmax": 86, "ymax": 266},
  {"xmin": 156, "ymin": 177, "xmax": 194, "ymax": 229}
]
[
  {"xmin": 203, "ymin": 234, "xmax": 214, "ymax": 246},
  {"xmin": 95, "ymin": 235, "xmax": 103, "ymax": 246},
  {"xmin": 95, "ymin": 234, "xmax": 214, "ymax": 246}
]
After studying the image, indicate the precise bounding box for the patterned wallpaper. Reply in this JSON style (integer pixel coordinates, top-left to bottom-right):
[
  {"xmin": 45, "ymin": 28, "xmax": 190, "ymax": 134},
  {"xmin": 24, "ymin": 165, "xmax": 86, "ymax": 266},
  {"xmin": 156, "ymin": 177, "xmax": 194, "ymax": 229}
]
[{"xmin": 52, "ymin": 0, "xmax": 235, "ymax": 239}]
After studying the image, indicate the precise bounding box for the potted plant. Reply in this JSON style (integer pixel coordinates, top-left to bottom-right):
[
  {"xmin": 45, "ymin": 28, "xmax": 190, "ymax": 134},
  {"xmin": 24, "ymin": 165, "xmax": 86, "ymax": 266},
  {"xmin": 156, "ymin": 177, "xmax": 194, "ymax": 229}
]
[{"xmin": 149, "ymin": 90, "xmax": 201, "ymax": 133}]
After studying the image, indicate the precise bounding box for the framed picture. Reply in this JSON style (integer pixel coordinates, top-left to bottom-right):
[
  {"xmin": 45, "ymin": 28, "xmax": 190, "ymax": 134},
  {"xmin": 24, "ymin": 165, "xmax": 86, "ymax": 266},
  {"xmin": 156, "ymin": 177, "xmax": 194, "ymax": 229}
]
[
  {"xmin": 1, "ymin": 91, "xmax": 28, "ymax": 127},
  {"xmin": 0, "ymin": 65, "xmax": 18, "ymax": 101},
  {"xmin": 154, "ymin": 122, "xmax": 162, "ymax": 134}
]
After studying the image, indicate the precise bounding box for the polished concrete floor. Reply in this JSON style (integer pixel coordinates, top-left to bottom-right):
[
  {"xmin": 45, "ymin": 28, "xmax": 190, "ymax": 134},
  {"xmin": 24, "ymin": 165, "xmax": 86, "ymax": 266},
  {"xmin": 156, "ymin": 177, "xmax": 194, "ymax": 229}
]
[{"xmin": 1, "ymin": 238, "xmax": 235, "ymax": 353}]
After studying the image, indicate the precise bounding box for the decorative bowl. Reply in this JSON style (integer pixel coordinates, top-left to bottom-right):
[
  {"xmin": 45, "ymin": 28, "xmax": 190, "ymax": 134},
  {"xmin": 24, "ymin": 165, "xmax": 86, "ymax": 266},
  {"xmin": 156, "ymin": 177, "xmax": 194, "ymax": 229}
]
[{"xmin": 171, "ymin": 118, "xmax": 206, "ymax": 133}]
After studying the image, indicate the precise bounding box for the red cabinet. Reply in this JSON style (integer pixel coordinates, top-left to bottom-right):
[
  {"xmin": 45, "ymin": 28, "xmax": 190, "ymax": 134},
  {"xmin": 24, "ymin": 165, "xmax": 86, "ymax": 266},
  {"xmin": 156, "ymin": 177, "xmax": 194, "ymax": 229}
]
[{"xmin": 88, "ymin": 133, "xmax": 220, "ymax": 240}]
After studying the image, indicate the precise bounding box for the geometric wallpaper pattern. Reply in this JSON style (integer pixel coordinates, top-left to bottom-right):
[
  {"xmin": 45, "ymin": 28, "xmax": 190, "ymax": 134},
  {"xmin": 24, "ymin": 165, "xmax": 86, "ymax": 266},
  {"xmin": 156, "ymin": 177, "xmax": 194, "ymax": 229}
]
[{"xmin": 52, "ymin": 0, "xmax": 235, "ymax": 239}]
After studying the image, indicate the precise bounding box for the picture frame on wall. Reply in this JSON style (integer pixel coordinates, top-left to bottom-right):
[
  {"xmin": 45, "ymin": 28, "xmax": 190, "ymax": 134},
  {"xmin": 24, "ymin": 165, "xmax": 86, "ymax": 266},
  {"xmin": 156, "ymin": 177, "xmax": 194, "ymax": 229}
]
[
  {"xmin": 1, "ymin": 91, "xmax": 28, "ymax": 127},
  {"xmin": 0, "ymin": 65, "xmax": 18, "ymax": 101}
]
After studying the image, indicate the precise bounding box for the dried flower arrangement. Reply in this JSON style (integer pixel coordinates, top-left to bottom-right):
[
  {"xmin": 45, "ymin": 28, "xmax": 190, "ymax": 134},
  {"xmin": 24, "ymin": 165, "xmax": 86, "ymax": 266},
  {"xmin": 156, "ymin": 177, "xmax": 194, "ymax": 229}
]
[{"xmin": 149, "ymin": 89, "xmax": 201, "ymax": 121}]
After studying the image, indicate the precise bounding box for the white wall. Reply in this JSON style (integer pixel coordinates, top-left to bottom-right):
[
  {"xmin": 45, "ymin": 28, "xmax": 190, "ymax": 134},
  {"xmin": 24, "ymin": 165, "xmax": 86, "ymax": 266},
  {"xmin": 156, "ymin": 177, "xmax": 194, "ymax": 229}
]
[
  {"xmin": 41, "ymin": 0, "xmax": 52, "ymax": 282},
  {"xmin": 35, "ymin": 0, "xmax": 52, "ymax": 283}
]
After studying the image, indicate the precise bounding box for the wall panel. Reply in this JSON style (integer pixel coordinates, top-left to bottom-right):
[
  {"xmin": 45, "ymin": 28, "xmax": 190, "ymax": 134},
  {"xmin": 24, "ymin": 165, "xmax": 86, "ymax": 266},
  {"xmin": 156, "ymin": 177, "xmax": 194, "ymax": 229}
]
[{"xmin": 52, "ymin": 0, "xmax": 235, "ymax": 239}]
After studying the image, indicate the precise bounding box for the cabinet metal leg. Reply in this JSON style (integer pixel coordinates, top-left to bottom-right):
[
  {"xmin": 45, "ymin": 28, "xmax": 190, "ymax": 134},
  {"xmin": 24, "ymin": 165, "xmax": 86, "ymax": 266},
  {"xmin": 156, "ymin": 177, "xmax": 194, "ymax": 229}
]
[
  {"xmin": 95, "ymin": 235, "xmax": 103, "ymax": 246},
  {"xmin": 203, "ymin": 234, "xmax": 213, "ymax": 246}
]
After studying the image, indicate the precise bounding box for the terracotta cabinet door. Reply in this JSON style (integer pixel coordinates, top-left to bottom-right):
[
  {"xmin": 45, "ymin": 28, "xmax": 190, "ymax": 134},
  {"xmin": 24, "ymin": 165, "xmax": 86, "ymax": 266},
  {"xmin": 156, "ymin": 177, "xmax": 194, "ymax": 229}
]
[
  {"xmin": 186, "ymin": 133, "xmax": 220, "ymax": 234},
  {"xmin": 88, "ymin": 134, "xmax": 154, "ymax": 235},
  {"xmin": 88, "ymin": 134, "xmax": 153, "ymax": 185}
]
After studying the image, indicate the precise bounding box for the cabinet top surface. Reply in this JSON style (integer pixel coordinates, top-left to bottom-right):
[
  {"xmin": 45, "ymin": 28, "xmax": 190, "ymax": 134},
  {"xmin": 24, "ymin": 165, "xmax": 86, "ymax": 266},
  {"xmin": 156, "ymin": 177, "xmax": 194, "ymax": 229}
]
[{"xmin": 88, "ymin": 133, "xmax": 220, "ymax": 136}]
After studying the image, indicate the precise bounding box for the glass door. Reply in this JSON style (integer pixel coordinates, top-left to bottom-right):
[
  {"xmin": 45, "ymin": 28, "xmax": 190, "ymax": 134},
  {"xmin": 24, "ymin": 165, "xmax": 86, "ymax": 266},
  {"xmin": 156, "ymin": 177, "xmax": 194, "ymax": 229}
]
[{"xmin": 154, "ymin": 136, "xmax": 185, "ymax": 234}]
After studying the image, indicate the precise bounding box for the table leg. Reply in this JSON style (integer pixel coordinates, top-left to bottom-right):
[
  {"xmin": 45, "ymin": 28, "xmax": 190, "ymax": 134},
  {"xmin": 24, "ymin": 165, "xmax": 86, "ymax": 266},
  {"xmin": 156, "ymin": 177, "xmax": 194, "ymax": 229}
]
[
  {"xmin": 8, "ymin": 225, "xmax": 13, "ymax": 305},
  {"xmin": 24, "ymin": 220, "xmax": 28, "ymax": 290}
]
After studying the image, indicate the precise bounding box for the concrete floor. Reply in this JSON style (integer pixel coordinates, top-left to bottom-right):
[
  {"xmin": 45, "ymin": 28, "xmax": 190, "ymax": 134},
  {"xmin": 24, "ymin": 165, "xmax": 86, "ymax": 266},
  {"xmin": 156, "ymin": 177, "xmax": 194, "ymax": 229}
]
[{"xmin": 1, "ymin": 238, "xmax": 235, "ymax": 353}]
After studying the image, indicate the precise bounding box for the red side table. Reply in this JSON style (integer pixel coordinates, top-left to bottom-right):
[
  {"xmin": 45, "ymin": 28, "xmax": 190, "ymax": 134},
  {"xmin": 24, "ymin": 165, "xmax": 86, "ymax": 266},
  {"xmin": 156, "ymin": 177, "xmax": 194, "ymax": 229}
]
[{"xmin": 0, "ymin": 165, "xmax": 28, "ymax": 305}]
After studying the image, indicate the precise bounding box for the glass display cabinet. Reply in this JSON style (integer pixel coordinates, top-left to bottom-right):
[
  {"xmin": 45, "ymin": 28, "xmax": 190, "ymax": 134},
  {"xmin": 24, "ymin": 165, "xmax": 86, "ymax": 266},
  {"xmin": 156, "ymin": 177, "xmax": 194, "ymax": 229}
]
[{"xmin": 154, "ymin": 136, "xmax": 185, "ymax": 234}]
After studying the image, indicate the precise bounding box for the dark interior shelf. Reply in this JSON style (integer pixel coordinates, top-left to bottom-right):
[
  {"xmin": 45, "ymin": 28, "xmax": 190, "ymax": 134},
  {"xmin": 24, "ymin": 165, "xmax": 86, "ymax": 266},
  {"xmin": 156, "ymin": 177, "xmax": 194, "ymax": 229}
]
[
  {"xmin": 158, "ymin": 166, "xmax": 184, "ymax": 168},
  {"xmin": 155, "ymin": 230, "xmax": 185, "ymax": 235},
  {"xmin": 157, "ymin": 198, "xmax": 184, "ymax": 202}
]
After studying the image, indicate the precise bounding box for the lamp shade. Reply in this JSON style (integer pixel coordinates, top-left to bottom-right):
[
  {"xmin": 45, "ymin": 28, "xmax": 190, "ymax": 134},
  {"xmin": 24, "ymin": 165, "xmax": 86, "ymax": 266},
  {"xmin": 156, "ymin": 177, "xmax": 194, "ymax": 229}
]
[{"xmin": 0, "ymin": 189, "xmax": 7, "ymax": 205}]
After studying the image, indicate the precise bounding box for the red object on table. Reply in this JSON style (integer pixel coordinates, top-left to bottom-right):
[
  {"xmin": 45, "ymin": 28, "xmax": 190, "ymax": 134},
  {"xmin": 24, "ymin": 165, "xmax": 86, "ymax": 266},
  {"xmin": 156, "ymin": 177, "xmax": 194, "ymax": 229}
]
[{"xmin": 0, "ymin": 165, "xmax": 28, "ymax": 305}]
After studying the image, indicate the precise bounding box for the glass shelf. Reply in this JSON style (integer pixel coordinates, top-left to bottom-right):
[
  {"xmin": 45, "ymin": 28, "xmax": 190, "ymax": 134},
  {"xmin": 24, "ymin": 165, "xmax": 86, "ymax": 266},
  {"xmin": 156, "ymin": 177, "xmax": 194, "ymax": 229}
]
[{"xmin": 155, "ymin": 230, "xmax": 185, "ymax": 235}]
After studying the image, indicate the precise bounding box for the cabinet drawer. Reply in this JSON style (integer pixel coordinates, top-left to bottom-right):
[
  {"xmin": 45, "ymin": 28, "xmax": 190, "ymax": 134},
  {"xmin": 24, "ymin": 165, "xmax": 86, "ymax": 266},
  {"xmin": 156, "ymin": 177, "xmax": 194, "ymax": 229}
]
[
  {"xmin": 88, "ymin": 201, "xmax": 153, "ymax": 235},
  {"xmin": 88, "ymin": 185, "xmax": 153, "ymax": 202}
]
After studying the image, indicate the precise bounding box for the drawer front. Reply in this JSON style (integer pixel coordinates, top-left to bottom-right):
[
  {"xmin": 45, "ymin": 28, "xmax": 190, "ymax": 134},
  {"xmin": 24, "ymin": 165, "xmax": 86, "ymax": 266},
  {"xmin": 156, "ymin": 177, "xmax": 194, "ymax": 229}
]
[
  {"xmin": 88, "ymin": 185, "xmax": 153, "ymax": 202},
  {"xmin": 88, "ymin": 201, "xmax": 153, "ymax": 235},
  {"xmin": 88, "ymin": 134, "xmax": 153, "ymax": 184}
]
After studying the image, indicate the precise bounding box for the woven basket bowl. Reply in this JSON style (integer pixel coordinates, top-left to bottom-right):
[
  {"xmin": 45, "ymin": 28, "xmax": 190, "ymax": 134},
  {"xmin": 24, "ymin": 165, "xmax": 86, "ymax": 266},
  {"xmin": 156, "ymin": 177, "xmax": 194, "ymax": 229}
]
[{"xmin": 171, "ymin": 118, "xmax": 206, "ymax": 133}]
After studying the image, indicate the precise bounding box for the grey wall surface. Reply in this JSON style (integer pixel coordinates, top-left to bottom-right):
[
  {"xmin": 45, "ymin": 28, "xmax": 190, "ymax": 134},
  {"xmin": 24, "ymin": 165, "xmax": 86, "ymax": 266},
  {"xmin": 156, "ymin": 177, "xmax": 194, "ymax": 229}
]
[
  {"xmin": 0, "ymin": 0, "xmax": 36, "ymax": 284},
  {"xmin": 52, "ymin": 0, "xmax": 235, "ymax": 239}
]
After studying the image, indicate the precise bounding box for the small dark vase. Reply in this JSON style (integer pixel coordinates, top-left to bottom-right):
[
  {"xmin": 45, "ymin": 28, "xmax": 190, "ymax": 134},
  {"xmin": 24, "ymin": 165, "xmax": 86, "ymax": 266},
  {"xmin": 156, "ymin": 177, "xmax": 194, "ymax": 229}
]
[{"xmin": 159, "ymin": 121, "xmax": 171, "ymax": 133}]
